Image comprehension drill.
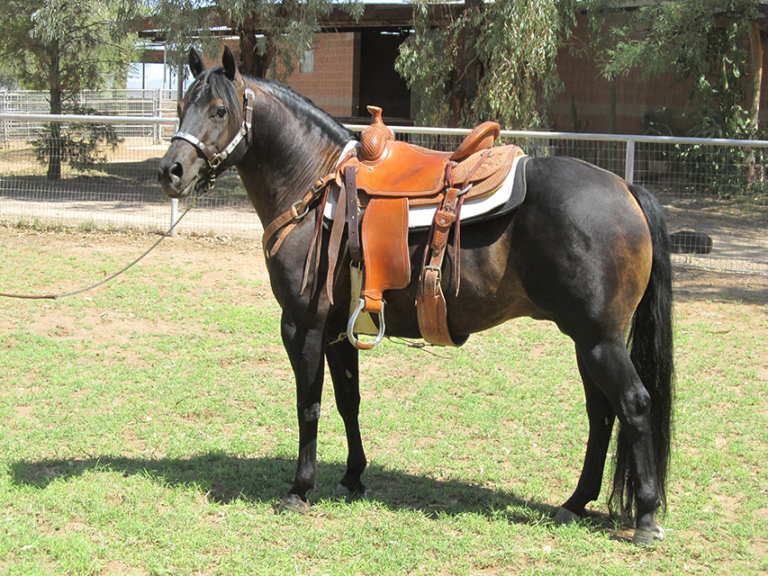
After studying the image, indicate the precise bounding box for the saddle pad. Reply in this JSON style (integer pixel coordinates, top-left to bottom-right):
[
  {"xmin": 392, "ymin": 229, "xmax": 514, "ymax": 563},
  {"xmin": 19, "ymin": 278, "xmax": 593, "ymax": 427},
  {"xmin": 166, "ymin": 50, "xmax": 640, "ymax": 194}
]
[
  {"xmin": 324, "ymin": 153, "xmax": 528, "ymax": 230},
  {"xmin": 412, "ymin": 152, "xmax": 528, "ymax": 229}
]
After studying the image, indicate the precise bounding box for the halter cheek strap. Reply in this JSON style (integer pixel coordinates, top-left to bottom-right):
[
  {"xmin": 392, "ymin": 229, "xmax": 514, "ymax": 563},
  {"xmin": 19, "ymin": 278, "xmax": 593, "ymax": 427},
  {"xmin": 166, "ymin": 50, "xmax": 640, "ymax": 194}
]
[{"xmin": 171, "ymin": 87, "xmax": 255, "ymax": 174}]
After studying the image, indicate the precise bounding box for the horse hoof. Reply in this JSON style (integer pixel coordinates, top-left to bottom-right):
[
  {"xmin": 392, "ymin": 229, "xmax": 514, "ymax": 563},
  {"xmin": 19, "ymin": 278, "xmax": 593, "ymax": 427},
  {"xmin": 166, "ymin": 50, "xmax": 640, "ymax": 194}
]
[
  {"xmin": 276, "ymin": 494, "xmax": 310, "ymax": 514},
  {"xmin": 553, "ymin": 507, "xmax": 581, "ymax": 525},
  {"xmin": 632, "ymin": 525, "xmax": 665, "ymax": 547},
  {"xmin": 333, "ymin": 483, "xmax": 347, "ymax": 497},
  {"xmin": 334, "ymin": 483, "xmax": 368, "ymax": 501}
]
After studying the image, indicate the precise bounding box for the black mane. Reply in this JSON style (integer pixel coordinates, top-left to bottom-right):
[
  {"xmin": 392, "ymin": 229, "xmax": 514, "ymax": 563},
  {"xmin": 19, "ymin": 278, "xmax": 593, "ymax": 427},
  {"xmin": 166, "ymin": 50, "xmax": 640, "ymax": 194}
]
[{"xmin": 253, "ymin": 77, "xmax": 353, "ymax": 146}]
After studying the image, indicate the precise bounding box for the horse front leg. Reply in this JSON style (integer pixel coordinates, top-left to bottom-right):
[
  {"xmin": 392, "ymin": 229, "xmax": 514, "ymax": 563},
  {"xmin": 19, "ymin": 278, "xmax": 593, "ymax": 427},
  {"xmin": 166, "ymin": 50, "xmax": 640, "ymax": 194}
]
[
  {"xmin": 277, "ymin": 309, "xmax": 327, "ymax": 514},
  {"xmin": 325, "ymin": 338, "xmax": 367, "ymax": 497}
]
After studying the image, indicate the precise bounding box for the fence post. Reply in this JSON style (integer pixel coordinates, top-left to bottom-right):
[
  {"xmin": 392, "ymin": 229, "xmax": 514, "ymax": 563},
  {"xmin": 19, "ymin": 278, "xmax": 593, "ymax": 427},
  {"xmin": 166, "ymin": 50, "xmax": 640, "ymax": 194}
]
[
  {"xmin": 153, "ymin": 90, "xmax": 160, "ymax": 146},
  {"xmin": 624, "ymin": 138, "xmax": 635, "ymax": 184},
  {"xmin": 170, "ymin": 198, "xmax": 179, "ymax": 237},
  {"xmin": 1, "ymin": 92, "xmax": 6, "ymax": 143}
]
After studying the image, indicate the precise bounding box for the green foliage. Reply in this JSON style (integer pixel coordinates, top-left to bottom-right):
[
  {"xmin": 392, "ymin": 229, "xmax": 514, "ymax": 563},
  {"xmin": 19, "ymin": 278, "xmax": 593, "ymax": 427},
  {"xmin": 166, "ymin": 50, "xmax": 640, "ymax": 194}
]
[
  {"xmin": 595, "ymin": 0, "xmax": 760, "ymax": 131},
  {"xmin": 396, "ymin": 0, "xmax": 577, "ymax": 129},
  {"xmin": 148, "ymin": 0, "xmax": 225, "ymax": 70},
  {"xmin": 643, "ymin": 104, "xmax": 766, "ymax": 197},
  {"xmin": 152, "ymin": 0, "xmax": 364, "ymax": 79},
  {"xmin": 0, "ymin": 0, "xmax": 139, "ymax": 179},
  {"xmin": 0, "ymin": 0, "xmax": 139, "ymax": 93},
  {"xmin": 30, "ymin": 106, "xmax": 123, "ymax": 175},
  {"xmin": 590, "ymin": 0, "xmax": 765, "ymax": 196}
]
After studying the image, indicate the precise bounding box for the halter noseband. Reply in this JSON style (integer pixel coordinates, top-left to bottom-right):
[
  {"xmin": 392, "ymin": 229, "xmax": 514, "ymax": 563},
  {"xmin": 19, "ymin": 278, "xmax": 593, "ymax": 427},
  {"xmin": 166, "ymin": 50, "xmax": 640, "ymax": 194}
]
[{"xmin": 171, "ymin": 87, "xmax": 255, "ymax": 178}]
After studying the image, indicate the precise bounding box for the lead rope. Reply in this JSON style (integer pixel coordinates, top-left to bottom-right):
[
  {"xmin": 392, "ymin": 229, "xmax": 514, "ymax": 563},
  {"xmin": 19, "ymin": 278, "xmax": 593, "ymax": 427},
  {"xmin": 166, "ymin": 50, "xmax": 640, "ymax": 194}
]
[{"xmin": 0, "ymin": 199, "xmax": 197, "ymax": 300}]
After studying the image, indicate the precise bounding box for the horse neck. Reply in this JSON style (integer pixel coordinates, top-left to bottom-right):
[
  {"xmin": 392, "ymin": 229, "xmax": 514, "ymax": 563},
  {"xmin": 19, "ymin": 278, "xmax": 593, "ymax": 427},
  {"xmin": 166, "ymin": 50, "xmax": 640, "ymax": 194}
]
[{"xmin": 237, "ymin": 79, "xmax": 350, "ymax": 227}]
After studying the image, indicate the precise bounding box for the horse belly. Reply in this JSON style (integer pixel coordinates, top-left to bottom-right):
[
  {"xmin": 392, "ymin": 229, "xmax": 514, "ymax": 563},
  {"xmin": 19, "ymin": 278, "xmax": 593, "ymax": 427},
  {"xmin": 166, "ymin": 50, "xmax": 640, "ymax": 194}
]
[{"xmin": 380, "ymin": 217, "xmax": 538, "ymax": 340}]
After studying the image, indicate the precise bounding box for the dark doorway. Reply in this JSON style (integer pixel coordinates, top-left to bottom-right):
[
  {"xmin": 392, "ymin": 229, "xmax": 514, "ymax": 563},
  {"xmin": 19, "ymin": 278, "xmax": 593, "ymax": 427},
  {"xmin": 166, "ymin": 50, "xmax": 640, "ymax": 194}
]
[{"xmin": 358, "ymin": 29, "xmax": 411, "ymax": 122}]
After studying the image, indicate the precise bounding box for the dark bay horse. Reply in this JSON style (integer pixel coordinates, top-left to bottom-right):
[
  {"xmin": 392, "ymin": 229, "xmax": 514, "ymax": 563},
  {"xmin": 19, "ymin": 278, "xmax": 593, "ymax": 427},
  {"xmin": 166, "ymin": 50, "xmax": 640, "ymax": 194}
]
[{"xmin": 158, "ymin": 48, "xmax": 674, "ymax": 545}]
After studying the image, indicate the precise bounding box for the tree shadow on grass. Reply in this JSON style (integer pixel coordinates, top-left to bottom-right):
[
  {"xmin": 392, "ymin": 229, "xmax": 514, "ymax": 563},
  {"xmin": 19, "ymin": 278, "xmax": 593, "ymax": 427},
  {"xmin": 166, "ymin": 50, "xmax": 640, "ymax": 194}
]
[{"xmin": 7, "ymin": 451, "xmax": 615, "ymax": 535}]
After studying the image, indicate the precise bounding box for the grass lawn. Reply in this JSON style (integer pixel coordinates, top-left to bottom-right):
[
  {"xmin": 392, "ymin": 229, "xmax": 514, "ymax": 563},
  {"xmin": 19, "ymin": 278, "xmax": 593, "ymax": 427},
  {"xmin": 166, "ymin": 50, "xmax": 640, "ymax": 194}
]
[{"xmin": 0, "ymin": 226, "xmax": 766, "ymax": 575}]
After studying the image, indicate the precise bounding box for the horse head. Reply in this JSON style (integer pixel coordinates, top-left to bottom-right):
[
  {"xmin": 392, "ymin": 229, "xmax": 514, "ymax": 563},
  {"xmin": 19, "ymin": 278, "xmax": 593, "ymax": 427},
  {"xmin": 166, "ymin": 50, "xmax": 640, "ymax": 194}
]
[{"xmin": 158, "ymin": 46, "xmax": 253, "ymax": 199}]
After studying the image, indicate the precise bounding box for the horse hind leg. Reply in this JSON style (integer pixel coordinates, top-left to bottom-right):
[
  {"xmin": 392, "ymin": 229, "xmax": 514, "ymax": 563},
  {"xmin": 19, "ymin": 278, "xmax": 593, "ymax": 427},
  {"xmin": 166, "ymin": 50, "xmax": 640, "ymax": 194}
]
[
  {"xmin": 555, "ymin": 347, "xmax": 615, "ymax": 524},
  {"xmin": 325, "ymin": 339, "xmax": 368, "ymax": 498},
  {"xmin": 571, "ymin": 337, "xmax": 665, "ymax": 545}
]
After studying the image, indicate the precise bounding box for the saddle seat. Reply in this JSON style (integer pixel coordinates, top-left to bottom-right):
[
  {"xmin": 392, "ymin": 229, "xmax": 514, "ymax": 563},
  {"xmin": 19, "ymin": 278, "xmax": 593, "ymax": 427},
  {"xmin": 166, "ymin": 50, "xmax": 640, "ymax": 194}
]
[
  {"xmin": 351, "ymin": 106, "xmax": 511, "ymax": 205},
  {"xmin": 337, "ymin": 106, "xmax": 524, "ymax": 349}
]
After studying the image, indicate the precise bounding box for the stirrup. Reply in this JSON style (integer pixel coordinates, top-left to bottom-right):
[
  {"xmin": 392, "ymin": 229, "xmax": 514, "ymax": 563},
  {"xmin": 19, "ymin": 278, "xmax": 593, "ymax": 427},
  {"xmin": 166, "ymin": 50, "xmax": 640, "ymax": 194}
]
[{"xmin": 347, "ymin": 298, "xmax": 386, "ymax": 350}]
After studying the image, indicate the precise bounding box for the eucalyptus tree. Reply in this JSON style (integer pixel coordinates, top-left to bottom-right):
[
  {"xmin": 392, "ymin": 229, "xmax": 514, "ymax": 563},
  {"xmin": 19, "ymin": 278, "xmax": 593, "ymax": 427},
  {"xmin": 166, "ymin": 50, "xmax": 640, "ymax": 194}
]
[
  {"xmin": 0, "ymin": 0, "xmax": 139, "ymax": 179},
  {"xmin": 594, "ymin": 0, "xmax": 765, "ymax": 138},
  {"xmin": 151, "ymin": 0, "xmax": 364, "ymax": 80},
  {"xmin": 589, "ymin": 0, "xmax": 766, "ymax": 192},
  {"xmin": 396, "ymin": 0, "xmax": 578, "ymax": 129}
]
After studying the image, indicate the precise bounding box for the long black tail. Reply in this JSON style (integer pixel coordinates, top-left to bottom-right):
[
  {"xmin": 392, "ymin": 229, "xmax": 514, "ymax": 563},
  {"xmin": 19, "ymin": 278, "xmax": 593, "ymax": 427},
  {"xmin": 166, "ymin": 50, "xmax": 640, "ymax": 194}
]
[{"xmin": 610, "ymin": 184, "xmax": 675, "ymax": 522}]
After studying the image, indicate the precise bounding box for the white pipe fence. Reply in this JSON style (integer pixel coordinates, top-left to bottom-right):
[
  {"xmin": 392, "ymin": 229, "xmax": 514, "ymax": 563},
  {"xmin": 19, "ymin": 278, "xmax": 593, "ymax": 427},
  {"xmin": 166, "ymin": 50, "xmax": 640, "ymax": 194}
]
[{"xmin": 1, "ymin": 113, "xmax": 767, "ymax": 273}]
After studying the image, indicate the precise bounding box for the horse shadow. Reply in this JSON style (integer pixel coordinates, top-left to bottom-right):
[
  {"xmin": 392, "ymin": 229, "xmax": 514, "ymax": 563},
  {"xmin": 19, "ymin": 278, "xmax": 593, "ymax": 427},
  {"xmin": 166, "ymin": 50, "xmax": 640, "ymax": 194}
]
[{"xmin": 8, "ymin": 452, "xmax": 616, "ymax": 534}]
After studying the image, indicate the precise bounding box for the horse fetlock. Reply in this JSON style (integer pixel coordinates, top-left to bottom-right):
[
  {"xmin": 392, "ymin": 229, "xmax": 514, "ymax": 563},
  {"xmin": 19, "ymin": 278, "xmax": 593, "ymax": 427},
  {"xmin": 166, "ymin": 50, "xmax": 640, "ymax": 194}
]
[
  {"xmin": 338, "ymin": 475, "xmax": 367, "ymax": 498},
  {"xmin": 335, "ymin": 480, "xmax": 368, "ymax": 501}
]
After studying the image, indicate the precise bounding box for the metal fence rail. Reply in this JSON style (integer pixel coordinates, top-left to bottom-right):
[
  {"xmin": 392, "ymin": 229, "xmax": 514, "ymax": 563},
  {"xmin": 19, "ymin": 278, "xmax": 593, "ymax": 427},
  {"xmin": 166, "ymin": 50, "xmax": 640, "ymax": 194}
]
[
  {"xmin": 1, "ymin": 113, "xmax": 767, "ymax": 273},
  {"xmin": 0, "ymin": 90, "xmax": 178, "ymax": 141}
]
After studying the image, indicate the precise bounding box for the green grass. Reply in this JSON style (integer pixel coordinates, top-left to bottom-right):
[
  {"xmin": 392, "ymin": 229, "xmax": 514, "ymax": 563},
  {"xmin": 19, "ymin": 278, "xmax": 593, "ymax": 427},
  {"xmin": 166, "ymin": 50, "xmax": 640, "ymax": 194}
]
[{"xmin": 0, "ymin": 229, "xmax": 766, "ymax": 574}]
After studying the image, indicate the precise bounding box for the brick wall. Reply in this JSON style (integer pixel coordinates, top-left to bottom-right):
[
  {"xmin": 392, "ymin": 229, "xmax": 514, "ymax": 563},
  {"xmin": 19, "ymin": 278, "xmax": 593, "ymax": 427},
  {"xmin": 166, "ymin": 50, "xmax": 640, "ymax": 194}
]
[
  {"xmin": 549, "ymin": 14, "xmax": 768, "ymax": 135},
  {"xmin": 549, "ymin": 15, "xmax": 690, "ymax": 134},
  {"xmin": 283, "ymin": 32, "xmax": 361, "ymax": 118}
]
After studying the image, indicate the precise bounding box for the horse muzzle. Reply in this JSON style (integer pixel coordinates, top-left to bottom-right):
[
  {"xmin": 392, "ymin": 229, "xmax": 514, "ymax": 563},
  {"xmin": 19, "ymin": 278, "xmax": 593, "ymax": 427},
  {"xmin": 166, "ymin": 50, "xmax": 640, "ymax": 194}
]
[{"xmin": 157, "ymin": 148, "xmax": 206, "ymax": 199}]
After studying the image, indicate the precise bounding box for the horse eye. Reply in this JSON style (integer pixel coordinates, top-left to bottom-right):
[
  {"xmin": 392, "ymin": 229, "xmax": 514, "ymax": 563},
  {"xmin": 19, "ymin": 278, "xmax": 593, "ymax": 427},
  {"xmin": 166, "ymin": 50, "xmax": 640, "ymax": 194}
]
[{"xmin": 215, "ymin": 107, "xmax": 227, "ymax": 119}]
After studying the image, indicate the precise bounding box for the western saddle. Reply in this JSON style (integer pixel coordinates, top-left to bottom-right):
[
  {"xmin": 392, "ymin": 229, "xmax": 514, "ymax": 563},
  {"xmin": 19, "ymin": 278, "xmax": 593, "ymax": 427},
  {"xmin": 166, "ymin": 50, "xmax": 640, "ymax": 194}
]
[{"xmin": 264, "ymin": 106, "xmax": 524, "ymax": 350}]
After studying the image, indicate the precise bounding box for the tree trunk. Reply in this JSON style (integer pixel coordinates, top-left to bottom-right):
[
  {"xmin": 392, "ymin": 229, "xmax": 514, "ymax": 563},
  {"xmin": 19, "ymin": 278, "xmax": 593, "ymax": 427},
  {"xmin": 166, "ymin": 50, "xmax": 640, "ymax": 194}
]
[
  {"xmin": 47, "ymin": 41, "xmax": 62, "ymax": 181},
  {"xmin": 749, "ymin": 19, "xmax": 762, "ymax": 131},
  {"xmin": 237, "ymin": 14, "xmax": 275, "ymax": 78},
  {"xmin": 744, "ymin": 20, "xmax": 763, "ymax": 184},
  {"xmin": 447, "ymin": 0, "xmax": 483, "ymax": 127}
]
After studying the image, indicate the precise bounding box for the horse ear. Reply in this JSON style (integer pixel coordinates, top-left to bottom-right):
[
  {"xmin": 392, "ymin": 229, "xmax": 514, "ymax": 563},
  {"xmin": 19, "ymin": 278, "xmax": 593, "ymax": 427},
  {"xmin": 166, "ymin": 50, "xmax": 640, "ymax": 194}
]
[
  {"xmin": 189, "ymin": 48, "xmax": 205, "ymax": 78},
  {"xmin": 222, "ymin": 45, "xmax": 241, "ymax": 82}
]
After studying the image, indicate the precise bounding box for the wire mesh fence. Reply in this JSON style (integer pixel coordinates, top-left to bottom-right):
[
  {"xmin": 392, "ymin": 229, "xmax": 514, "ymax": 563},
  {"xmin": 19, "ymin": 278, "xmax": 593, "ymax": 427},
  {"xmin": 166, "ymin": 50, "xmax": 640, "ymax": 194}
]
[
  {"xmin": 1, "ymin": 113, "xmax": 767, "ymax": 273},
  {"xmin": 395, "ymin": 127, "xmax": 768, "ymax": 274},
  {"xmin": 1, "ymin": 90, "xmax": 178, "ymax": 141}
]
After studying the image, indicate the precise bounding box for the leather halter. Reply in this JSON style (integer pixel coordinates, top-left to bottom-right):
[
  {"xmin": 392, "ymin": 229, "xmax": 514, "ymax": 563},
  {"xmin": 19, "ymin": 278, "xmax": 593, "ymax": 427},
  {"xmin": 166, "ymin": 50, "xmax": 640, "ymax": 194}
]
[{"xmin": 171, "ymin": 87, "xmax": 255, "ymax": 177}]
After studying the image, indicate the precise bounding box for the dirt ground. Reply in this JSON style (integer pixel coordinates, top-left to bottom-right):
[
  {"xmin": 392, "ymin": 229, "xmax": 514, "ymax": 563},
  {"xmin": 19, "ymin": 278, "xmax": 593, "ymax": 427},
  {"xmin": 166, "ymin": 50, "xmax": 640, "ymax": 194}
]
[{"xmin": 1, "ymin": 226, "xmax": 766, "ymax": 317}]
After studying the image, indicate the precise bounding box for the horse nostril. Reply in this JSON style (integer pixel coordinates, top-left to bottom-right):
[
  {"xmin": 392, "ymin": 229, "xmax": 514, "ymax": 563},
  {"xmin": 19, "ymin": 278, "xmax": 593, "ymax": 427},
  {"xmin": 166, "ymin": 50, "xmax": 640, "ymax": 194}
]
[{"xmin": 171, "ymin": 162, "xmax": 184, "ymax": 180}]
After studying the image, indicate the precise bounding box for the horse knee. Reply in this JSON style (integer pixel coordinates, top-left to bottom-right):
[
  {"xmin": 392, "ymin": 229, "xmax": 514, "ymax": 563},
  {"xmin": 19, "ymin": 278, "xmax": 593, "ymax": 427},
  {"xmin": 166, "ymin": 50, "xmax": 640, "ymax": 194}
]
[{"xmin": 299, "ymin": 402, "xmax": 321, "ymax": 423}]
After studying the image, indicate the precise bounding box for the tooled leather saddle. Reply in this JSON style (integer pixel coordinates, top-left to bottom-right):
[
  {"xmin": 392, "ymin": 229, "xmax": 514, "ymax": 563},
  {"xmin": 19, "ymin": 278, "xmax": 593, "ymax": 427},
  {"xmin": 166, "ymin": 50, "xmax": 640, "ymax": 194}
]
[
  {"xmin": 334, "ymin": 107, "xmax": 525, "ymax": 349},
  {"xmin": 262, "ymin": 106, "xmax": 526, "ymax": 350}
]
